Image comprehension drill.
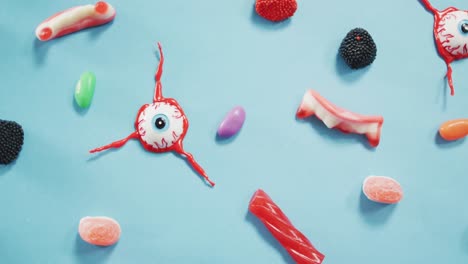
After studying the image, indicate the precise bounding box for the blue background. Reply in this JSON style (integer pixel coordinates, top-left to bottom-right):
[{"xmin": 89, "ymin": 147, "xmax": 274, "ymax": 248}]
[{"xmin": 1, "ymin": 0, "xmax": 468, "ymax": 263}]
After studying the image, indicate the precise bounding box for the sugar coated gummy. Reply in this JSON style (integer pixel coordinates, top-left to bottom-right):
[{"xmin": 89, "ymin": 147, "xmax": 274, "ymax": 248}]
[
  {"xmin": 362, "ymin": 176, "xmax": 403, "ymax": 204},
  {"xmin": 339, "ymin": 28, "xmax": 377, "ymax": 69},
  {"xmin": 78, "ymin": 216, "xmax": 121, "ymax": 246},
  {"xmin": 439, "ymin": 119, "xmax": 468, "ymax": 141},
  {"xmin": 75, "ymin": 71, "xmax": 96, "ymax": 109}
]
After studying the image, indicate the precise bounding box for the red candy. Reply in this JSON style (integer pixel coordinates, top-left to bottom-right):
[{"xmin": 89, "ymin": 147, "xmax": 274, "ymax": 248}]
[
  {"xmin": 35, "ymin": 2, "xmax": 116, "ymax": 42},
  {"xmin": 249, "ymin": 189, "xmax": 325, "ymax": 264},
  {"xmin": 90, "ymin": 43, "xmax": 215, "ymax": 187},
  {"xmin": 362, "ymin": 176, "xmax": 403, "ymax": 204},
  {"xmin": 79, "ymin": 216, "xmax": 121, "ymax": 246},
  {"xmin": 255, "ymin": 0, "xmax": 297, "ymax": 22}
]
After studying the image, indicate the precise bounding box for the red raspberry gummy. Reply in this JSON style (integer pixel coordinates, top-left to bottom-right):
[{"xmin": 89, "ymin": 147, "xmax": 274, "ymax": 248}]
[{"xmin": 255, "ymin": 0, "xmax": 297, "ymax": 22}]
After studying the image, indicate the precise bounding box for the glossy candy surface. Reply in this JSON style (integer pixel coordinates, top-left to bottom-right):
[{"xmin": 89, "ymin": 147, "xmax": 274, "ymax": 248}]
[
  {"xmin": 74, "ymin": 71, "xmax": 96, "ymax": 109},
  {"xmin": 439, "ymin": 119, "xmax": 468, "ymax": 141},
  {"xmin": 255, "ymin": 0, "xmax": 297, "ymax": 22},
  {"xmin": 362, "ymin": 176, "xmax": 403, "ymax": 204},
  {"xmin": 0, "ymin": 120, "xmax": 24, "ymax": 165},
  {"xmin": 249, "ymin": 189, "xmax": 325, "ymax": 264},
  {"xmin": 79, "ymin": 216, "xmax": 121, "ymax": 246},
  {"xmin": 217, "ymin": 106, "xmax": 246, "ymax": 138}
]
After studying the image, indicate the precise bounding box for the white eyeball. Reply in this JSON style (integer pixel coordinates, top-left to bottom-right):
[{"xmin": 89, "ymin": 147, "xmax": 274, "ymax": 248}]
[{"xmin": 136, "ymin": 101, "xmax": 186, "ymax": 150}]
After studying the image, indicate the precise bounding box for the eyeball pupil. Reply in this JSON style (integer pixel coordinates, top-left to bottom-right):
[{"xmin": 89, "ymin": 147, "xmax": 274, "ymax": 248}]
[
  {"xmin": 155, "ymin": 117, "xmax": 166, "ymax": 129},
  {"xmin": 462, "ymin": 23, "xmax": 468, "ymax": 33}
]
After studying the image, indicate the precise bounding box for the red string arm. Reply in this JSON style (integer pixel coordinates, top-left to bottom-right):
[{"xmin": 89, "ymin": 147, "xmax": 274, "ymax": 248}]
[
  {"xmin": 175, "ymin": 147, "xmax": 215, "ymax": 187},
  {"xmin": 154, "ymin": 42, "xmax": 164, "ymax": 102},
  {"xmin": 89, "ymin": 131, "xmax": 139, "ymax": 153},
  {"xmin": 446, "ymin": 63, "xmax": 454, "ymax": 96},
  {"xmin": 420, "ymin": 0, "xmax": 437, "ymax": 14}
]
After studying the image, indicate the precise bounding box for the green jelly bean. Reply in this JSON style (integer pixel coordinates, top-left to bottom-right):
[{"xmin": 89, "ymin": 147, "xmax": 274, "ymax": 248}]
[{"xmin": 74, "ymin": 71, "xmax": 96, "ymax": 108}]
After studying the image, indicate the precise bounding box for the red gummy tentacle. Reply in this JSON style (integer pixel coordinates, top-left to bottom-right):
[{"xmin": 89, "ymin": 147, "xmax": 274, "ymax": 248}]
[
  {"xmin": 420, "ymin": 0, "xmax": 437, "ymax": 14},
  {"xmin": 176, "ymin": 147, "xmax": 215, "ymax": 187},
  {"xmin": 446, "ymin": 63, "xmax": 454, "ymax": 96},
  {"xmin": 249, "ymin": 190, "xmax": 325, "ymax": 264},
  {"xmin": 154, "ymin": 42, "xmax": 164, "ymax": 102},
  {"xmin": 89, "ymin": 131, "xmax": 139, "ymax": 153}
]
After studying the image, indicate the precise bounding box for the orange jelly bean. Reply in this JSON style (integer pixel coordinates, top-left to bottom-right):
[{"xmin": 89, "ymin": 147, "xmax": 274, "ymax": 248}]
[{"xmin": 439, "ymin": 119, "xmax": 468, "ymax": 141}]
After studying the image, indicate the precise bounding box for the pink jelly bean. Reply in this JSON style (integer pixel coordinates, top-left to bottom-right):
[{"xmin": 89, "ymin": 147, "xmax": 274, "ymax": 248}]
[
  {"xmin": 78, "ymin": 216, "xmax": 121, "ymax": 246},
  {"xmin": 362, "ymin": 176, "xmax": 403, "ymax": 204},
  {"xmin": 217, "ymin": 106, "xmax": 246, "ymax": 138}
]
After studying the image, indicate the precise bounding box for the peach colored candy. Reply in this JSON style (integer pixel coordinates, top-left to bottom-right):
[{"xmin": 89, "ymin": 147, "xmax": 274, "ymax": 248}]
[
  {"xmin": 439, "ymin": 119, "xmax": 468, "ymax": 141},
  {"xmin": 362, "ymin": 176, "xmax": 403, "ymax": 204},
  {"xmin": 78, "ymin": 216, "xmax": 121, "ymax": 246}
]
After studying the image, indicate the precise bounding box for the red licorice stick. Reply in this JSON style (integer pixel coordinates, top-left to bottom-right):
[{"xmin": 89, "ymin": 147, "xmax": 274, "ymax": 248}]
[{"xmin": 249, "ymin": 189, "xmax": 325, "ymax": 264}]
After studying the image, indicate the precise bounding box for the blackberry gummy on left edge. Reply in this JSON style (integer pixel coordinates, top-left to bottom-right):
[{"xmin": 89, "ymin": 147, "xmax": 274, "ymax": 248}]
[
  {"xmin": 0, "ymin": 120, "xmax": 24, "ymax": 165},
  {"xmin": 339, "ymin": 28, "xmax": 377, "ymax": 69}
]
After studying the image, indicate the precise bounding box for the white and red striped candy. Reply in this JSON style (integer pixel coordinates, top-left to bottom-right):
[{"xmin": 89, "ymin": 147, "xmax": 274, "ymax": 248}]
[
  {"xmin": 362, "ymin": 176, "xmax": 403, "ymax": 204},
  {"xmin": 35, "ymin": 1, "xmax": 116, "ymax": 41}
]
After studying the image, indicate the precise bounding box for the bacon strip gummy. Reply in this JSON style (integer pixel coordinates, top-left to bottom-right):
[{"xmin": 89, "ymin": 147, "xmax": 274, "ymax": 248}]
[
  {"xmin": 249, "ymin": 189, "xmax": 325, "ymax": 264},
  {"xmin": 35, "ymin": 1, "xmax": 116, "ymax": 41},
  {"xmin": 296, "ymin": 89, "xmax": 384, "ymax": 147}
]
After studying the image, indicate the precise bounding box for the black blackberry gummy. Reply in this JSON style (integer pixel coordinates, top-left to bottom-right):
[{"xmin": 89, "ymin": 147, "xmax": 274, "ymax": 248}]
[
  {"xmin": 0, "ymin": 120, "xmax": 24, "ymax": 165},
  {"xmin": 339, "ymin": 28, "xmax": 377, "ymax": 69}
]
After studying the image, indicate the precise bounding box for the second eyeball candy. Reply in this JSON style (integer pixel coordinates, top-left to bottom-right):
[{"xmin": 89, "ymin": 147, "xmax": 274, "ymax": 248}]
[
  {"xmin": 217, "ymin": 106, "xmax": 246, "ymax": 138},
  {"xmin": 339, "ymin": 28, "xmax": 377, "ymax": 69}
]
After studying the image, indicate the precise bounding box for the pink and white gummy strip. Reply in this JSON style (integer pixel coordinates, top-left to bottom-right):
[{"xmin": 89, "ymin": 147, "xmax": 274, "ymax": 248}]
[{"xmin": 35, "ymin": 1, "xmax": 116, "ymax": 41}]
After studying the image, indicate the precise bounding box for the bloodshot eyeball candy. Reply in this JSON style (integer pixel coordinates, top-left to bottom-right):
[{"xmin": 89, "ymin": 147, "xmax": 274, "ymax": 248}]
[
  {"xmin": 362, "ymin": 176, "xmax": 403, "ymax": 204},
  {"xmin": 90, "ymin": 43, "xmax": 215, "ymax": 187},
  {"xmin": 35, "ymin": 1, "xmax": 116, "ymax": 42},
  {"xmin": 420, "ymin": 0, "xmax": 468, "ymax": 96}
]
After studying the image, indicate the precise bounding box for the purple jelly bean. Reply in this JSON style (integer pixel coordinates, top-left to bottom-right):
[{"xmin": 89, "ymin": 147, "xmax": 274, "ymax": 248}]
[{"xmin": 217, "ymin": 106, "xmax": 246, "ymax": 138}]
